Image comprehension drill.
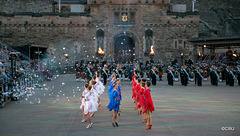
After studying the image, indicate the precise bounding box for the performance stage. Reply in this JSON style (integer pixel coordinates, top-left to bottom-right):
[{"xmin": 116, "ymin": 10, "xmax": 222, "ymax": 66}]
[{"xmin": 0, "ymin": 74, "xmax": 239, "ymax": 136}]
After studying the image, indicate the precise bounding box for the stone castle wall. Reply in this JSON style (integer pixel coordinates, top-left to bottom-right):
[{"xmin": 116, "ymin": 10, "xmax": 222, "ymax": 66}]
[
  {"xmin": 0, "ymin": 0, "xmax": 199, "ymax": 65},
  {"xmin": 171, "ymin": 0, "xmax": 240, "ymax": 37},
  {"xmin": 1, "ymin": 0, "xmax": 239, "ymax": 37},
  {"xmin": 0, "ymin": 0, "xmax": 53, "ymax": 13}
]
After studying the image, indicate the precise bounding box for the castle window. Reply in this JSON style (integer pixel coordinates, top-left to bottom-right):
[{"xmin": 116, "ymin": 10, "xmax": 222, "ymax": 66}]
[
  {"xmin": 145, "ymin": 29, "xmax": 153, "ymax": 54},
  {"xmin": 153, "ymin": 0, "xmax": 155, "ymax": 3},
  {"xmin": 114, "ymin": 12, "xmax": 119, "ymax": 25},
  {"xmin": 97, "ymin": 29, "xmax": 104, "ymax": 50},
  {"xmin": 184, "ymin": 41, "xmax": 186, "ymax": 48},
  {"xmin": 175, "ymin": 41, "xmax": 177, "ymax": 49},
  {"xmin": 130, "ymin": 12, "xmax": 136, "ymax": 24}
]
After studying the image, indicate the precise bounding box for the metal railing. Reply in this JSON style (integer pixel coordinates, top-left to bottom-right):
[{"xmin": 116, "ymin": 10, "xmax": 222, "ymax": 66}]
[
  {"xmin": 0, "ymin": 69, "xmax": 45, "ymax": 108},
  {"xmin": 0, "ymin": 42, "xmax": 30, "ymax": 61}
]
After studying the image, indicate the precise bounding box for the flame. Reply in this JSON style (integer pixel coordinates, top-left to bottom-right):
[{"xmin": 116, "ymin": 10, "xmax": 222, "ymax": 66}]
[
  {"xmin": 198, "ymin": 52, "xmax": 201, "ymax": 56},
  {"xmin": 98, "ymin": 47, "xmax": 105, "ymax": 55},
  {"xmin": 233, "ymin": 54, "xmax": 237, "ymax": 57},
  {"xmin": 149, "ymin": 45, "xmax": 155, "ymax": 55}
]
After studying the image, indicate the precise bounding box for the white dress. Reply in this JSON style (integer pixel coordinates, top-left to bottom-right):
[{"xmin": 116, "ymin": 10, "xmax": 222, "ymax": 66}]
[
  {"xmin": 96, "ymin": 77, "xmax": 105, "ymax": 96},
  {"xmin": 84, "ymin": 92, "xmax": 90, "ymax": 115},
  {"xmin": 84, "ymin": 91, "xmax": 98, "ymax": 114},
  {"xmin": 80, "ymin": 89, "xmax": 87, "ymax": 109}
]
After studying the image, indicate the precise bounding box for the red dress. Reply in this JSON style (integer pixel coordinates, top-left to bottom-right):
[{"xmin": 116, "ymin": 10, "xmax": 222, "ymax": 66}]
[
  {"xmin": 132, "ymin": 81, "xmax": 137, "ymax": 99},
  {"xmin": 134, "ymin": 83, "xmax": 141, "ymax": 103},
  {"xmin": 132, "ymin": 75, "xmax": 136, "ymax": 84},
  {"xmin": 137, "ymin": 87, "xmax": 145, "ymax": 109},
  {"xmin": 143, "ymin": 89, "xmax": 155, "ymax": 113}
]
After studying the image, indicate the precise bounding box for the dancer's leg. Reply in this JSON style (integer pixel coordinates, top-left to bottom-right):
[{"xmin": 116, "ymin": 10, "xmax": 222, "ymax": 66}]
[
  {"xmin": 112, "ymin": 111, "xmax": 115, "ymax": 123},
  {"xmin": 149, "ymin": 113, "xmax": 152, "ymax": 125},
  {"xmin": 82, "ymin": 106, "xmax": 85, "ymax": 120},
  {"xmin": 115, "ymin": 111, "xmax": 118, "ymax": 122},
  {"xmin": 146, "ymin": 111, "xmax": 149, "ymax": 127},
  {"xmin": 86, "ymin": 113, "xmax": 90, "ymax": 126}
]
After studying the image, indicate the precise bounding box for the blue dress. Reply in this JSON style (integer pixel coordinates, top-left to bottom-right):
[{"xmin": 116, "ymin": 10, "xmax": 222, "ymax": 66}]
[
  {"xmin": 108, "ymin": 80, "xmax": 114, "ymax": 96},
  {"xmin": 107, "ymin": 89, "xmax": 120, "ymax": 112},
  {"xmin": 117, "ymin": 85, "xmax": 122, "ymax": 102}
]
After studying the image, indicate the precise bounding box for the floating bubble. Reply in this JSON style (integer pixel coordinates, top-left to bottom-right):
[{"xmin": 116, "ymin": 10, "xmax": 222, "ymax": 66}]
[
  {"xmin": 43, "ymin": 84, "xmax": 46, "ymax": 87},
  {"xmin": 62, "ymin": 82, "xmax": 65, "ymax": 85}
]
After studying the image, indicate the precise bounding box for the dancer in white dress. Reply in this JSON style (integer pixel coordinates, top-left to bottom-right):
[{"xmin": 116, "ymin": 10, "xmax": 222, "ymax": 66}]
[
  {"xmin": 89, "ymin": 80, "xmax": 99, "ymax": 117},
  {"xmin": 80, "ymin": 83, "xmax": 88, "ymax": 123},
  {"xmin": 95, "ymin": 72, "xmax": 105, "ymax": 105},
  {"xmin": 84, "ymin": 85, "xmax": 98, "ymax": 128}
]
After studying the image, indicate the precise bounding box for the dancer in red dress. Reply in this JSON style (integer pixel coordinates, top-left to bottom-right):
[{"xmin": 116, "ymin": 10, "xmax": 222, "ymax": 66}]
[
  {"xmin": 132, "ymin": 70, "xmax": 137, "ymax": 84},
  {"xmin": 131, "ymin": 71, "xmax": 137, "ymax": 102},
  {"xmin": 138, "ymin": 80, "xmax": 146, "ymax": 123},
  {"xmin": 132, "ymin": 76, "xmax": 137, "ymax": 103},
  {"xmin": 134, "ymin": 78, "xmax": 141, "ymax": 114},
  {"xmin": 144, "ymin": 81, "xmax": 155, "ymax": 130}
]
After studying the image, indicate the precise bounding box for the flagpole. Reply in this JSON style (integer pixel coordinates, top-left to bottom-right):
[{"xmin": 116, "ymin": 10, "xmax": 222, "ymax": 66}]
[
  {"xmin": 59, "ymin": 0, "xmax": 61, "ymax": 13},
  {"xmin": 192, "ymin": 0, "xmax": 195, "ymax": 12}
]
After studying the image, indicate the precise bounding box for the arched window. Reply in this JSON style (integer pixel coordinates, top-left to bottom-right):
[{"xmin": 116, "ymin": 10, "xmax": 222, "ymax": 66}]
[
  {"xmin": 97, "ymin": 29, "xmax": 104, "ymax": 50},
  {"xmin": 145, "ymin": 29, "xmax": 153, "ymax": 54}
]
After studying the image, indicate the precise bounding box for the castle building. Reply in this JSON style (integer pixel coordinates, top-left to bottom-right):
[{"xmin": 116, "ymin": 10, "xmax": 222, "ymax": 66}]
[{"xmin": 0, "ymin": 0, "xmax": 204, "ymax": 65}]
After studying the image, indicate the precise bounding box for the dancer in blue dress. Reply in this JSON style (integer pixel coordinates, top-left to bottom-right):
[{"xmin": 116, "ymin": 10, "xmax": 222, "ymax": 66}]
[
  {"xmin": 117, "ymin": 79, "xmax": 122, "ymax": 102},
  {"xmin": 116, "ymin": 79, "xmax": 122, "ymax": 116},
  {"xmin": 107, "ymin": 77, "xmax": 121, "ymax": 127},
  {"xmin": 108, "ymin": 73, "xmax": 116, "ymax": 96}
]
